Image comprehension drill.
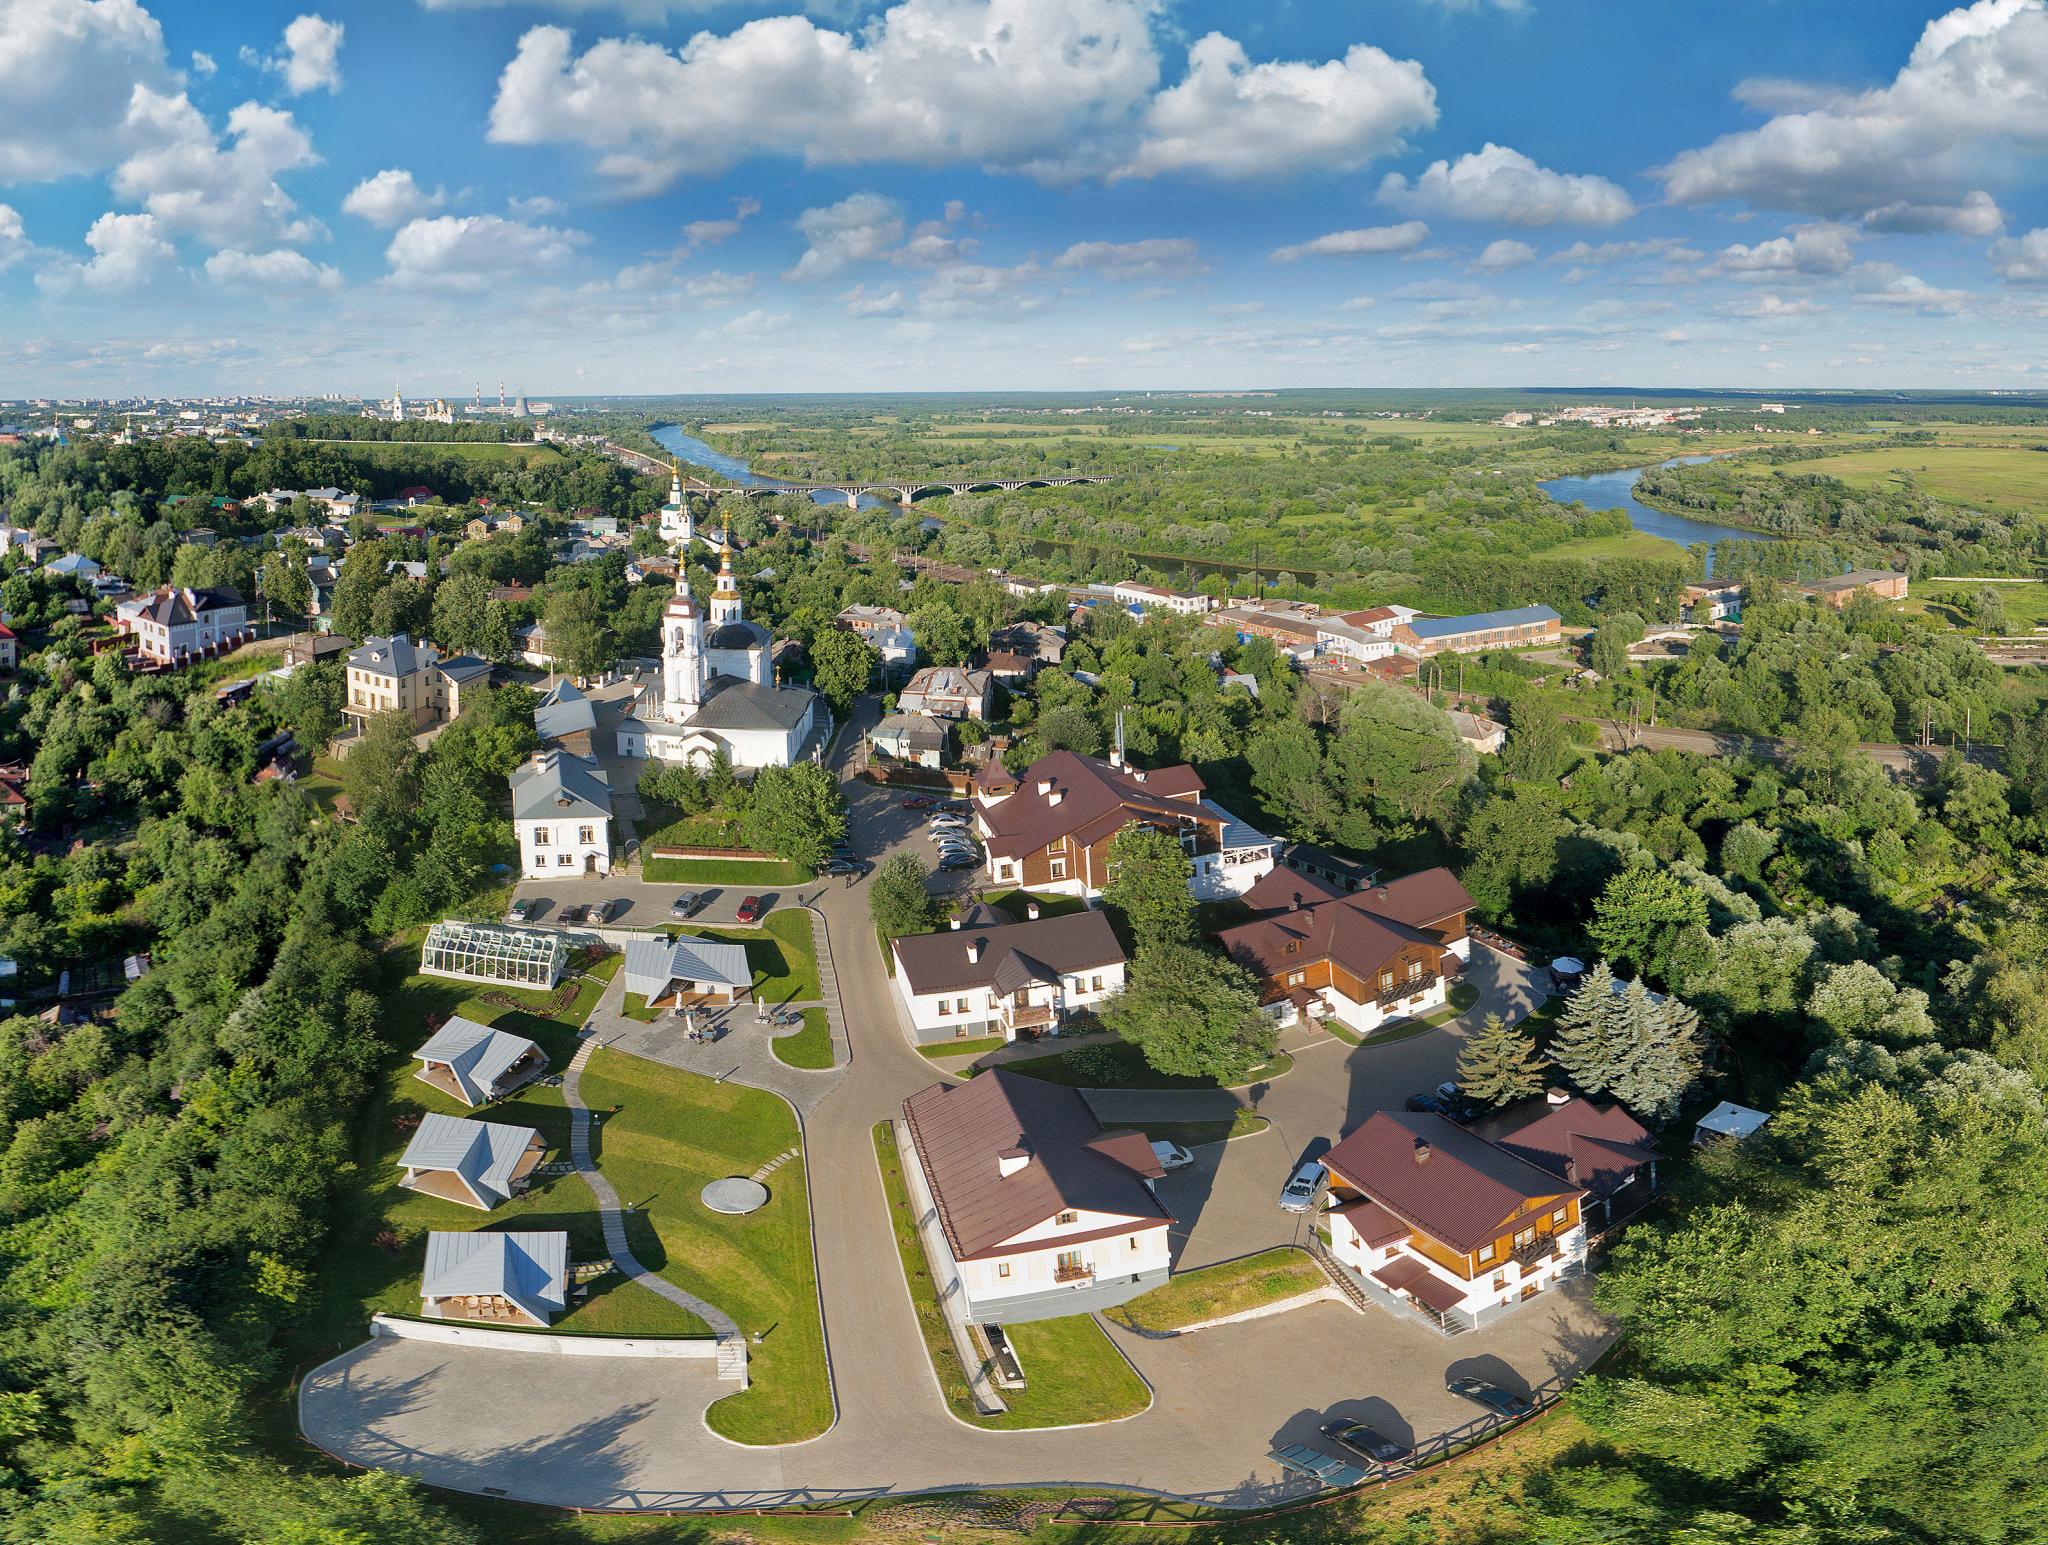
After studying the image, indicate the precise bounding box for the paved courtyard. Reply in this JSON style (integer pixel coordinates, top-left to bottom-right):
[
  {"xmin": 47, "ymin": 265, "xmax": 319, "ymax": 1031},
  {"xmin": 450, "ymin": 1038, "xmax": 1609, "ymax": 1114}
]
[{"xmin": 299, "ymin": 695, "xmax": 1613, "ymax": 1511}]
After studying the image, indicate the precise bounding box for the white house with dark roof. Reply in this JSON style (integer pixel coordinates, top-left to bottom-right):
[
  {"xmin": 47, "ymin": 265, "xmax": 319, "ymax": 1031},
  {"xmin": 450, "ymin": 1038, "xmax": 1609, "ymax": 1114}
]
[
  {"xmin": 398, "ymin": 1112, "xmax": 545, "ymax": 1210},
  {"xmin": 123, "ymin": 584, "xmax": 251, "ymax": 666},
  {"xmin": 420, "ymin": 1230, "xmax": 568, "ymax": 1325},
  {"xmin": 900, "ymin": 1069, "xmax": 1173, "ymax": 1323},
  {"xmin": 621, "ymin": 934, "xmax": 753, "ymax": 1008},
  {"xmin": 413, "ymin": 1016, "xmax": 548, "ymax": 1105},
  {"xmin": 899, "ymin": 664, "xmax": 993, "ymax": 720},
  {"xmin": 511, "ymin": 750, "xmax": 611, "ymax": 877},
  {"xmin": 890, "ymin": 903, "xmax": 1127, "ymax": 1045}
]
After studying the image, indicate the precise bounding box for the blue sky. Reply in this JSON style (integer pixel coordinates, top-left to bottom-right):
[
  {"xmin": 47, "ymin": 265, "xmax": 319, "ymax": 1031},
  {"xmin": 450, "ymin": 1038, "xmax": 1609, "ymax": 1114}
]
[{"xmin": 4, "ymin": 0, "xmax": 2048, "ymax": 396}]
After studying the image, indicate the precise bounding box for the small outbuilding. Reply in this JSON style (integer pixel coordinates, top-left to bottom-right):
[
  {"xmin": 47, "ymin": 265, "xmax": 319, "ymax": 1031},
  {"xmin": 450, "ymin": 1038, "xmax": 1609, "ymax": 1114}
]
[
  {"xmin": 398, "ymin": 1112, "xmax": 546, "ymax": 1210},
  {"xmin": 1693, "ymin": 1101, "xmax": 1771, "ymax": 1146},
  {"xmin": 622, "ymin": 934, "xmax": 754, "ymax": 1008},
  {"xmin": 414, "ymin": 1016, "xmax": 548, "ymax": 1106},
  {"xmin": 420, "ymin": 1230, "xmax": 568, "ymax": 1325}
]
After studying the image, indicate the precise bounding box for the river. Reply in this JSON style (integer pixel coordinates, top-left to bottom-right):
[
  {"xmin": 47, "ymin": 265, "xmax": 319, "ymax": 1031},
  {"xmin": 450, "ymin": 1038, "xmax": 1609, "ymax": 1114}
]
[
  {"xmin": 649, "ymin": 423, "xmax": 894, "ymax": 510},
  {"xmin": 1539, "ymin": 456, "xmax": 1778, "ymax": 573}
]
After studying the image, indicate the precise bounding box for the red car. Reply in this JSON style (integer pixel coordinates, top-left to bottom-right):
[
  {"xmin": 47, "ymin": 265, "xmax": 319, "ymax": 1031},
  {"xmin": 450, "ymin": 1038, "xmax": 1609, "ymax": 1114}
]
[
  {"xmin": 900, "ymin": 795, "xmax": 932, "ymax": 809},
  {"xmin": 735, "ymin": 896, "xmax": 764, "ymax": 924}
]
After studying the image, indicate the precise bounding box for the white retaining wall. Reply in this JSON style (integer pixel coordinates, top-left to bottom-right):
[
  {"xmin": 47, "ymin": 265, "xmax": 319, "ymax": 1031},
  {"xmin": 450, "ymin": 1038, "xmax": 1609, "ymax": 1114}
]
[{"xmin": 370, "ymin": 1312, "xmax": 718, "ymax": 1359}]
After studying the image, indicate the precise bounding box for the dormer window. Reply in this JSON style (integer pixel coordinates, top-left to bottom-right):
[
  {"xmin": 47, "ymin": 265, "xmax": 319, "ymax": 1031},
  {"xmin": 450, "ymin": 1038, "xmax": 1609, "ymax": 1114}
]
[{"xmin": 1055, "ymin": 1210, "xmax": 1078, "ymax": 1225}]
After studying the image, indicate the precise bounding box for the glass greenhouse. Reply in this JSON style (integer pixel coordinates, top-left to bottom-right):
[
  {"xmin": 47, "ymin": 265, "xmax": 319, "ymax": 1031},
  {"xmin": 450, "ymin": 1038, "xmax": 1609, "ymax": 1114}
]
[{"xmin": 419, "ymin": 920, "xmax": 565, "ymax": 988}]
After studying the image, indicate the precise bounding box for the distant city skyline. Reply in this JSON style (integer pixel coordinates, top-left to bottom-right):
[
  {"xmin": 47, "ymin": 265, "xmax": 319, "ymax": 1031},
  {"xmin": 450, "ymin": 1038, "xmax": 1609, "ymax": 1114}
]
[{"xmin": 4, "ymin": 0, "xmax": 2048, "ymax": 395}]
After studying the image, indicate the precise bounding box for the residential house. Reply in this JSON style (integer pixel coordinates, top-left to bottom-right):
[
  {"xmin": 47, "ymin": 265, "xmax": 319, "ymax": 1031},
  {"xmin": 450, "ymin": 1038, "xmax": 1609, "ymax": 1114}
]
[
  {"xmin": 837, "ymin": 604, "xmax": 917, "ymax": 666},
  {"xmin": 891, "ymin": 902, "xmax": 1127, "ymax": 1045},
  {"xmin": 533, "ymin": 679, "xmax": 597, "ymax": 756},
  {"xmin": 344, "ymin": 634, "xmax": 491, "ymax": 733},
  {"xmin": 1682, "ymin": 583, "xmax": 1744, "ymax": 623},
  {"xmin": 1485, "ymin": 1096, "xmax": 1659, "ymax": 1231},
  {"xmin": 1449, "ymin": 710, "xmax": 1507, "ymax": 755},
  {"xmin": 621, "ymin": 934, "xmax": 753, "ymax": 1009},
  {"xmin": 986, "ymin": 620, "xmax": 1065, "ymax": 680},
  {"xmin": 464, "ymin": 513, "xmax": 526, "ymax": 541},
  {"xmin": 510, "ymin": 749, "xmax": 612, "ymax": 877},
  {"xmin": 900, "ymin": 1069, "xmax": 1173, "ymax": 1322},
  {"xmin": 974, "ymin": 749, "xmax": 1275, "ymax": 900},
  {"xmin": 125, "ymin": 585, "xmax": 251, "ymax": 667},
  {"xmin": 0, "ymin": 623, "xmax": 14, "ymax": 672},
  {"xmin": 1109, "ymin": 580, "xmax": 1213, "ymax": 616},
  {"xmin": 420, "ymin": 1230, "xmax": 567, "ymax": 1325},
  {"xmin": 1798, "ymin": 569, "xmax": 1908, "ymax": 609},
  {"xmin": 397, "ymin": 1111, "xmax": 545, "ymax": 1210},
  {"xmin": 870, "ymin": 711, "xmax": 947, "ymax": 769},
  {"xmin": 1320, "ymin": 1110, "xmax": 1587, "ymax": 1335},
  {"xmin": 1218, "ymin": 865, "xmax": 1474, "ymax": 1036},
  {"xmin": 46, "ymin": 552, "xmax": 101, "ymax": 582},
  {"xmin": 899, "ymin": 664, "xmax": 994, "ymax": 720},
  {"xmin": 1395, "ymin": 605, "xmax": 1562, "ymax": 657},
  {"xmin": 395, "ymin": 484, "xmax": 439, "ymax": 507},
  {"xmin": 413, "ymin": 1016, "xmax": 548, "ymax": 1105},
  {"xmin": 1277, "ymin": 841, "xmax": 1380, "ymax": 894}
]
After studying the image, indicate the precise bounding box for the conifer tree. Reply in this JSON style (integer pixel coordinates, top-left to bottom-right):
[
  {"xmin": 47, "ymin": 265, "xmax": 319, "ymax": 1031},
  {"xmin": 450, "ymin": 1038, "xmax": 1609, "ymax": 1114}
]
[
  {"xmin": 1455, "ymin": 1012, "xmax": 1548, "ymax": 1107},
  {"xmin": 1550, "ymin": 960, "xmax": 1621, "ymax": 1093}
]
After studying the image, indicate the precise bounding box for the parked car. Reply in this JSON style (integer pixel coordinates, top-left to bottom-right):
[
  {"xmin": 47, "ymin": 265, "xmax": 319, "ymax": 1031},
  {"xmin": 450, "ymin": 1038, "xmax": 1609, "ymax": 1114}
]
[
  {"xmin": 1278, "ymin": 1160, "xmax": 1324, "ymax": 1213},
  {"xmin": 1319, "ymin": 1420, "xmax": 1412, "ymax": 1466},
  {"xmin": 670, "ymin": 892, "xmax": 701, "ymax": 919},
  {"xmin": 1446, "ymin": 1378, "xmax": 1533, "ymax": 1420},
  {"xmin": 557, "ymin": 903, "xmax": 588, "ymax": 925},
  {"xmin": 1151, "ymin": 1140, "xmax": 1195, "ymax": 1171},
  {"xmin": 734, "ymin": 896, "xmax": 765, "ymax": 925},
  {"xmin": 900, "ymin": 795, "xmax": 933, "ymax": 809},
  {"xmin": 1406, "ymin": 1089, "xmax": 1482, "ymax": 1121},
  {"xmin": 938, "ymin": 853, "xmax": 980, "ymax": 872},
  {"xmin": 507, "ymin": 897, "xmax": 538, "ymax": 923},
  {"xmin": 821, "ymin": 857, "xmax": 862, "ymax": 876},
  {"xmin": 587, "ymin": 898, "xmax": 619, "ymax": 923}
]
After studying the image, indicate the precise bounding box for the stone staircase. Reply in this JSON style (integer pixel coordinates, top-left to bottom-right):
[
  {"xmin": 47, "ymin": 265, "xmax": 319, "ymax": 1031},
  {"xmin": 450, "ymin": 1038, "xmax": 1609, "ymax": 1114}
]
[
  {"xmin": 715, "ymin": 1335, "xmax": 749, "ymax": 1385},
  {"xmin": 1307, "ymin": 1235, "xmax": 1371, "ymax": 1314}
]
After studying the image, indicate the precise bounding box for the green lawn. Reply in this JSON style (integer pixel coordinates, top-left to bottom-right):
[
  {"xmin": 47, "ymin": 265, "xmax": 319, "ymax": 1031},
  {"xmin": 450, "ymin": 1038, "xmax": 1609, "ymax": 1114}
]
[
  {"xmin": 1541, "ymin": 528, "xmax": 1685, "ymax": 562},
  {"xmin": 1322, "ymin": 979, "xmax": 1481, "ymax": 1046},
  {"xmin": 871, "ymin": 1123, "xmax": 1150, "ymax": 1430},
  {"xmin": 1107, "ymin": 1248, "xmax": 1326, "ymax": 1335},
  {"xmin": 770, "ymin": 1007, "xmax": 835, "ymax": 1069},
  {"xmin": 682, "ymin": 910, "xmax": 820, "ymax": 1002},
  {"xmin": 1791, "ymin": 443, "xmax": 2048, "ymax": 508},
  {"xmin": 290, "ymin": 949, "xmax": 699, "ymax": 1357},
  {"xmin": 919, "ymin": 1034, "xmax": 1009, "ymax": 1060},
  {"xmin": 577, "ymin": 1052, "xmax": 831, "ymax": 1445},
  {"xmin": 1001, "ymin": 1040, "xmax": 1293, "ymax": 1091},
  {"xmin": 981, "ymin": 888, "xmax": 1091, "ymax": 922},
  {"xmin": 1142, "ymin": 1111, "xmax": 1269, "ymax": 1148},
  {"xmin": 642, "ymin": 855, "xmax": 813, "ymax": 885}
]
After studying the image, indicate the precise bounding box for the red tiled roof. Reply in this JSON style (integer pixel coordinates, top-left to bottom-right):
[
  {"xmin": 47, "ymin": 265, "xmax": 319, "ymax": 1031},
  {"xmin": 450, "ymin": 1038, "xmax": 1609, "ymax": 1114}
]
[
  {"xmin": 1216, "ymin": 867, "xmax": 1472, "ymax": 985},
  {"xmin": 1240, "ymin": 864, "xmax": 1342, "ymax": 917},
  {"xmin": 1332, "ymin": 1198, "xmax": 1407, "ymax": 1249},
  {"xmin": 978, "ymin": 750, "xmax": 1208, "ymax": 864},
  {"xmin": 1324, "ymin": 1111, "xmax": 1583, "ymax": 1256}
]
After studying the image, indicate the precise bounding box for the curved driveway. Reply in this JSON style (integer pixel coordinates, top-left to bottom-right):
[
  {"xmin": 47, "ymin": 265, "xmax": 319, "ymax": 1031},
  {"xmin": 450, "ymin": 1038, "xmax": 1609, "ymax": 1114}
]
[{"xmin": 300, "ymin": 698, "xmax": 1611, "ymax": 1511}]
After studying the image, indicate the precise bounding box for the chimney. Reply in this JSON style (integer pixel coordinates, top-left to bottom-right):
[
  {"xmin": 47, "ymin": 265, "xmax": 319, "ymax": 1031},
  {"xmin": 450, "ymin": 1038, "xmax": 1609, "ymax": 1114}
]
[
  {"xmin": 1545, "ymin": 1087, "xmax": 1571, "ymax": 1106},
  {"xmin": 949, "ymin": 915, "xmax": 962, "ymax": 931},
  {"xmin": 1026, "ymin": 901, "xmax": 1041, "ymax": 921},
  {"xmin": 1413, "ymin": 1141, "xmax": 1432, "ymax": 1166},
  {"xmin": 1133, "ymin": 769, "xmax": 1147, "ymax": 782},
  {"xmin": 1376, "ymin": 886, "xmax": 1390, "ymax": 901},
  {"xmin": 997, "ymin": 1147, "xmax": 1030, "ymax": 1178},
  {"xmin": 1037, "ymin": 778, "xmax": 1054, "ymax": 795},
  {"xmin": 1048, "ymin": 789, "xmax": 1064, "ymax": 807},
  {"xmin": 1564, "ymin": 1154, "xmax": 1579, "ymax": 1184},
  {"xmin": 967, "ymin": 940, "xmax": 981, "ymax": 964}
]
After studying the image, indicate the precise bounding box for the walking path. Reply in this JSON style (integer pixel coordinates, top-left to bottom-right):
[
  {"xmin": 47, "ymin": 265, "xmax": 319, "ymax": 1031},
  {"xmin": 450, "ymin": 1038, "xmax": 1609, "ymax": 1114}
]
[{"xmin": 559, "ymin": 1034, "xmax": 746, "ymax": 1377}]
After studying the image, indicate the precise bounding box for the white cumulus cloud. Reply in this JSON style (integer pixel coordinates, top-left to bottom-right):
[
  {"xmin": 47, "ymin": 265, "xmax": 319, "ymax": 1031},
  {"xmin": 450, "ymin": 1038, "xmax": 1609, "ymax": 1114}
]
[
  {"xmin": 1379, "ymin": 143, "xmax": 1635, "ymax": 227},
  {"xmin": 1659, "ymin": 0, "xmax": 2048, "ymax": 223},
  {"xmin": 0, "ymin": 205, "xmax": 30, "ymax": 272},
  {"xmin": 0, "ymin": 0, "xmax": 176, "ymax": 181},
  {"xmin": 276, "ymin": 14, "xmax": 344, "ymax": 94},
  {"xmin": 1053, "ymin": 238, "xmax": 1205, "ymax": 279},
  {"xmin": 1118, "ymin": 33, "xmax": 1437, "ymax": 179},
  {"xmin": 205, "ymin": 246, "xmax": 342, "ymax": 289},
  {"xmin": 1707, "ymin": 223, "xmax": 1858, "ymax": 278},
  {"xmin": 111, "ymin": 91, "xmax": 322, "ymax": 248},
  {"xmin": 1470, "ymin": 238, "xmax": 1536, "ymax": 273},
  {"xmin": 38, "ymin": 211, "xmax": 176, "ymax": 293},
  {"xmin": 783, "ymin": 193, "xmax": 902, "ymax": 281},
  {"xmin": 1269, "ymin": 221, "xmax": 1430, "ymax": 262},
  {"xmin": 1990, "ymin": 227, "xmax": 2048, "ymax": 282},
  {"xmin": 342, "ymin": 169, "xmax": 446, "ymax": 228},
  {"xmin": 384, "ymin": 213, "xmax": 589, "ymax": 290}
]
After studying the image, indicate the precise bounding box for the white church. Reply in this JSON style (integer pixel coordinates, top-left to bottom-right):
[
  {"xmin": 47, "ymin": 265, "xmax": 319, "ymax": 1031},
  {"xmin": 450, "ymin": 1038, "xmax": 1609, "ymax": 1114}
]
[{"xmin": 615, "ymin": 511, "xmax": 823, "ymax": 771}]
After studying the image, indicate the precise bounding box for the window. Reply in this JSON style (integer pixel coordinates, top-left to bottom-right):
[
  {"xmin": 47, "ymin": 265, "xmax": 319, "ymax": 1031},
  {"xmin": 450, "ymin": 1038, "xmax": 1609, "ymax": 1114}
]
[
  {"xmin": 1492, "ymin": 1272, "xmax": 1507, "ymax": 1291},
  {"xmin": 1552, "ymin": 1207, "xmax": 1568, "ymax": 1224},
  {"xmin": 1514, "ymin": 1225, "xmax": 1537, "ymax": 1248},
  {"xmin": 1055, "ymin": 1210, "xmax": 1078, "ymax": 1225},
  {"xmin": 937, "ymin": 1000, "xmax": 949, "ymax": 1017},
  {"xmin": 533, "ymin": 828, "xmax": 549, "ymax": 845},
  {"xmin": 1049, "ymin": 858, "xmax": 1066, "ymax": 880},
  {"xmin": 956, "ymin": 997, "xmax": 970, "ymax": 1014},
  {"xmin": 578, "ymin": 826, "xmax": 594, "ymax": 844},
  {"xmin": 1089, "ymin": 975, "xmax": 1103, "ymax": 992},
  {"xmin": 1408, "ymin": 959, "xmax": 1424, "ymax": 980},
  {"xmin": 556, "ymin": 853, "xmax": 573, "ymax": 867},
  {"xmin": 1380, "ymin": 971, "xmax": 1394, "ymax": 990},
  {"xmin": 1287, "ymin": 971, "xmax": 1305, "ymax": 987},
  {"xmin": 1477, "ymin": 1243, "xmax": 1494, "ymax": 1263},
  {"xmin": 996, "ymin": 1262, "xmax": 1010, "ymax": 1278}
]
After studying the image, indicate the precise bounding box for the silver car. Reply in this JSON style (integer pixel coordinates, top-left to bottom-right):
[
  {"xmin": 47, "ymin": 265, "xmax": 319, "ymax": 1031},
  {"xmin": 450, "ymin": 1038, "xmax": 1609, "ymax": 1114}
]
[{"xmin": 1278, "ymin": 1160, "xmax": 1324, "ymax": 1213}]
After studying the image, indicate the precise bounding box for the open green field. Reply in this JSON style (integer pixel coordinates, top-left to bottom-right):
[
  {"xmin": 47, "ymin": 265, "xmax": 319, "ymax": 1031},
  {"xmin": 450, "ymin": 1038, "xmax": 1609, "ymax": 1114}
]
[
  {"xmin": 1791, "ymin": 444, "xmax": 2048, "ymax": 507},
  {"xmin": 576, "ymin": 1052, "xmax": 832, "ymax": 1444},
  {"xmin": 871, "ymin": 1123, "xmax": 1150, "ymax": 1430},
  {"xmin": 313, "ymin": 439, "xmax": 566, "ymax": 469},
  {"xmin": 1543, "ymin": 528, "xmax": 1687, "ymax": 561},
  {"xmin": 1906, "ymin": 578, "xmax": 2048, "ymax": 633},
  {"xmin": 643, "ymin": 854, "xmax": 813, "ymax": 885}
]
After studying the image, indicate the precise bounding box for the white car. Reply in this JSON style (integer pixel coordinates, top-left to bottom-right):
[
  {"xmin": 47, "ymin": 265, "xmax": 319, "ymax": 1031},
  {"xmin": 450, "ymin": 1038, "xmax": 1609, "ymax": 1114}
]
[
  {"xmin": 1151, "ymin": 1140, "xmax": 1195, "ymax": 1171},
  {"xmin": 1277, "ymin": 1160, "xmax": 1324, "ymax": 1213}
]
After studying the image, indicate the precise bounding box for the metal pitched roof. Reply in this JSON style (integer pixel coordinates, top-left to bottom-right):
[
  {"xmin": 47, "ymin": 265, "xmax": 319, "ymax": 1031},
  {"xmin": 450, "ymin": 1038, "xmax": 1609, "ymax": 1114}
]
[
  {"xmin": 413, "ymin": 1016, "xmax": 541, "ymax": 1104},
  {"xmin": 420, "ymin": 1230, "xmax": 567, "ymax": 1323},
  {"xmin": 399, "ymin": 1112, "xmax": 541, "ymax": 1207},
  {"xmin": 510, "ymin": 751, "xmax": 612, "ymax": 823},
  {"xmin": 621, "ymin": 934, "xmax": 753, "ymax": 1000}
]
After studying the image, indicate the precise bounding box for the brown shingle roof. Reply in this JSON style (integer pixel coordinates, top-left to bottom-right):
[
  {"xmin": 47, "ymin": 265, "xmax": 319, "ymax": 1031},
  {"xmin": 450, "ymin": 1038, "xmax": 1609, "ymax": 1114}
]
[
  {"xmin": 1216, "ymin": 866, "xmax": 1472, "ymax": 986},
  {"xmin": 1493, "ymin": 1099, "xmax": 1658, "ymax": 1200},
  {"xmin": 979, "ymin": 750, "xmax": 1208, "ymax": 863},
  {"xmin": 1240, "ymin": 864, "xmax": 1343, "ymax": 917},
  {"xmin": 902, "ymin": 1070, "xmax": 1172, "ymax": 1261},
  {"xmin": 892, "ymin": 909, "xmax": 1124, "ymax": 997},
  {"xmin": 1322, "ymin": 1111, "xmax": 1583, "ymax": 1256}
]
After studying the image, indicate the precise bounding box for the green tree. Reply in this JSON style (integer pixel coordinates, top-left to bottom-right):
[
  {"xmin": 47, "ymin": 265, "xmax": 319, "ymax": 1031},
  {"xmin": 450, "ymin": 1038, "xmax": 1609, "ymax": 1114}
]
[
  {"xmin": 810, "ymin": 626, "xmax": 877, "ymax": 715},
  {"xmin": 1588, "ymin": 864, "xmax": 1710, "ymax": 981},
  {"xmin": 1247, "ymin": 717, "xmax": 1337, "ymax": 840},
  {"xmin": 541, "ymin": 586, "xmax": 611, "ymax": 678},
  {"xmin": 429, "ymin": 572, "xmax": 494, "ymax": 656},
  {"xmin": 1327, "ymin": 679, "xmax": 1475, "ymax": 824},
  {"xmin": 259, "ymin": 546, "xmax": 313, "ymax": 623},
  {"xmin": 336, "ymin": 710, "xmax": 420, "ymax": 841},
  {"xmin": 868, "ymin": 853, "xmax": 938, "ymax": 940},
  {"xmin": 1103, "ymin": 943, "xmax": 1276, "ymax": 1084},
  {"xmin": 1500, "ymin": 695, "xmax": 1572, "ymax": 783},
  {"xmin": 1102, "ymin": 824, "xmax": 1194, "ymax": 953},
  {"xmin": 1587, "ymin": 611, "xmax": 1644, "ymax": 677},
  {"xmin": 1454, "ymin": 1012, "xmax": 1547, "ymax": 1106},
  {"xmin": 742, "ymin": 762, "xmax": 845, "ymax": 870}
]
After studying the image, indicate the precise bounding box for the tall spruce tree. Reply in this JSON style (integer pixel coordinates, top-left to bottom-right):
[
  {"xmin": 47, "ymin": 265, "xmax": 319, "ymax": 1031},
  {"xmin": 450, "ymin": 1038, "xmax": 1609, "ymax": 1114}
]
[
  {"xmin": 1605, "ymin": 980, "xmax": 1706, "ymax": 1119},
  {"xmin": 1455, "ymin": 1012, "xmax": 1548, "ymax": 1106},
  {"xmin": 1550, "ymin": 960, "xmax": 1622, "ymax": 1094}
]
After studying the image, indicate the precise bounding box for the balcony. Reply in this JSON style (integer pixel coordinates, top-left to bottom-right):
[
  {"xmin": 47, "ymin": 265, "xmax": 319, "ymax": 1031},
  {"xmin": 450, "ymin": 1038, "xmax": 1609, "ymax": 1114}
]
[
  {"xmin": 1376, "ymin": 973, "xmax": 1440, "ymax": 1009},
  {"xmin": 1511, "ymin": 1234, "xmax": 1558, "ymax": 1269},
  {"xmin": 1000, "ymin": 1000, "xmax": 1056, "ymax": 1033},
  {"xmin": 1053, "ymin": 1262, "xmax": 1095, "ymax": 1284}
]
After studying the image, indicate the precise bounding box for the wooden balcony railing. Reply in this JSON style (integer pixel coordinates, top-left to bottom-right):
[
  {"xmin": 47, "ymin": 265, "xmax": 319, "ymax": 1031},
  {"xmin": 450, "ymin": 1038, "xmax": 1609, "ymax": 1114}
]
[{"xmin": 1053, "ymin": 1262, "xmax": 1094, "ymax": 1284}]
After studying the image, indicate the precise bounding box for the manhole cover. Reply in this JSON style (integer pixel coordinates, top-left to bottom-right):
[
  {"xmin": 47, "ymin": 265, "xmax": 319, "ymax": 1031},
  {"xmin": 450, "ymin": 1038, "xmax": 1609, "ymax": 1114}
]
[{"xmin": 701, "ymin": 1177, "xmax": 770, "ymax": 1214}]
